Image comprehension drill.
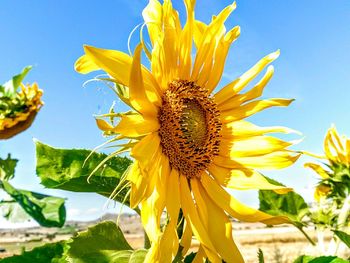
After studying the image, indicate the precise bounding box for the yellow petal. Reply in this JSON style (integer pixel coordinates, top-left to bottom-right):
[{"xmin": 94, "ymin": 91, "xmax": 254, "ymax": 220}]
[
  {"xmin": 201, "ymin": 173, "xmax": 290, "ymax": 224},
  {"xmin": 219, "ymin": 98, "xmax": 294, "ymax": 123},
  {"xmin": 179, "ymin": 175, "xmax": 217, "ymax": 256},
  {"xmin": 214, "ymin": 50, "xmax": 280, "ymax": 105},
  {"xmin": 142, "ymin": 0, "xmax": 162, "ymax": 45},
  {"xmin": 192, "ymin": 179, "xmax": 244, "ymax": 263},
  {"xmin": 193, "ymin": 20, "xmax": 207, "ymax": 49},
  {"xmin": 179, "ymin": 0, "xmax": 195, "ymax": 79},
  {"xmin": 218, "ymin": 65, "xmax": 274, "ymax": 111},
  {"xmin": 206, "ymin": 26, "xmax": 240, "ymax": 92},
  {"xmin": 192, "ymin": 246, "xmax": 206, "ymax": 263},
  {"xmin": 208, "ymin": 163, "xmax": 292, "ymax": 194},
  {"xmin": 141, "ymin": 155, "xmax": 167, "ymax": 242},
  {"xmin": 219, "ymin": 136, "xmax": 293, "ymax": 158},
  {"xmin": 221, "ymin": 120, "xmax": 300, "ymax": 138},
  {"xmin": 304, "ymin": 163, "xmax": 329, "ymax": 179},
  {"xmin": 127, "ymin": 162, "xmax": 148, "ymax": 208},
  {"xmin": 129, "ymin": 44, "xmax": 159, "ymax": 116},
  {"xmin": 180, "ymin": 220, "xmax": 192, "ymax": 256},
  {"xmin": 131, "ymin": 132, "xmax": 160, "ymax": 171},
  {"xmin": 74, "ymin": 54, "xmax": 100, "ymax": 74},
  {"xmin": 80, "ymin": 45, "xmax": 161, "ymax": 106},
  {"xmin": 214, "ymin": 150, "xmax": 300, "ymax": 170},
  {"xmin": 95, "ymin": 119, "xmax": 114, "ymax": 131},
  {"xmin": 114, "ymin": 113, "xmax": 159, "ymax": 137},
  {"xmin": 191, "ymin": 3, "xmax": 236, "ymax": 82}
]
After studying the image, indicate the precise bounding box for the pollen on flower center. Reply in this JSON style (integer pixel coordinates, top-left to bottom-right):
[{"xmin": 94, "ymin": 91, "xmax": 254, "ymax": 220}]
[{"xmin": 158, "ymin": 80, "xmax": 222, "ymax": 179}]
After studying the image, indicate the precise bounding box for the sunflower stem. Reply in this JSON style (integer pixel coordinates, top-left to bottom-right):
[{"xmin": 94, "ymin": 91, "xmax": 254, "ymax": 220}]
[{"xmin": 297, "ymin": 226, "xmax": 316, "ymax": 246}]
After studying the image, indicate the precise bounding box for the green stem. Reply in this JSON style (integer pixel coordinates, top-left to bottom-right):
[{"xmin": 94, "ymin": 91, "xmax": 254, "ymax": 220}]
[
  {"xmin": 172, "ymin": 245, "xmax": 184, "ymax": 263},
  {"xmin": 144, "ymin": 229, "xmax": 151, "ymax": 249},
  {"xmin": 297, "ymin": 226, "xmax": 316, "ymax": 246}
]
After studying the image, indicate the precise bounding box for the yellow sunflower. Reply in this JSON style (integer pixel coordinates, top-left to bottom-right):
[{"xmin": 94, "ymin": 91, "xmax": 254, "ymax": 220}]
[
  {"xmin": 75, "ymin": 1, "xmax": 300, "ymax": 262},
  {"xmin": 0, "ymin": 67, "xmax": 43, "ymax": 139},
  {"xmin": 305, "ymin": 126, "xmax": 350, "ymax": 202}
]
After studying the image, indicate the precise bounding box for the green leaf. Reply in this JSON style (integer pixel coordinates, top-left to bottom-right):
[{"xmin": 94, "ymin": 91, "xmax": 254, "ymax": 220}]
[
  {"xmin": 0, "ymin": 241, "xmax": 67, "ymax": 263},
  {"xmin": 257, "ymin": 248, "xmax": 265, "ymax": 263},
  {"xmin": 2, "ymin": 66, "xmax": 32, "ymax": 97},
  {"xmin": 35, "ymin": 141, "xmax": 132, "ymax": 203},
  {"xmin": 0, "ymin": 180, "xmax": 66, "ymax": 227},
  {"xmin": 293, "ymin": 255, "xmax": 349, "ymax": 263},
  {"xmin": 67, "ymin": 221, "xmax": 132, "ymax": 261},
  {"xmin": 0, "ymin": 154, "xmax": 18, "ymax": 181},
  {"xmin": 259, "ymin": 177, "xmax": 309, "ymax": 224},
  {"xmin": 128, "ymin": 249, "xmax": 147, "ymax": 263},
  {"xmin": 334, "ymin": 230, "xmax": 350, "ymax": 248}
]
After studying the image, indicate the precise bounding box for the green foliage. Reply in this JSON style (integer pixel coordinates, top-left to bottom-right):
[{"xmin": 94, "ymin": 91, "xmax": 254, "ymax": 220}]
[
  {"xmin": 67, "ymin": 221, "xmax": 132, "ymax": 259},
  {"xmin": 0, "ymin": 241, "xmax": 67, "ymax": 263},
  {"xmin": 183, "ymin": 253, "xmax": 196, "ymax": 263},
  {"xmin": 0, "ymin": 66, "xmax": 32, "ymax": 118},
  {"xmin": 0, "ymin": 154, "xmax": 18, "ymax": 181},
  {"xmin": 0, "ymin": 221, "xmax": 147, "ymax": 263},
  {"xmin": 257, "ymin": 248, "xmax": 265, "ymax": 263},
  {"xmin": 259, "ymin": 177, "xmax": 310, "ymax": 225},
  {"xmin": 334, "ymin": 230, "xmax": 350, "ymax": 248},
  {"xmin": 293, "ymin": 255, "xmax": 349, "ymax": 263},
  {"xmin": 35, "ymin": 141, "xmax": 132, "ymax": 202},
  {"xmin": 0, "ymin": 180, "xmax": 66, "ymax": 227}
]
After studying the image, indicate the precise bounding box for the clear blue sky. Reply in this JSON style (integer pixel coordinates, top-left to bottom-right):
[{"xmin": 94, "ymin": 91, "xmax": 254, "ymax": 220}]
[{"xmin": 1, "ymin": 0, "xmax": 350, "ymax": 222}]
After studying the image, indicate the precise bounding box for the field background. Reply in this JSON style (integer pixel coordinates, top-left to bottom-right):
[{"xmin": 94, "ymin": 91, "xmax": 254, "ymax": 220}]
[{"xmin": 1, "ymin": 214, "xmax": 349, "ymax": 262}]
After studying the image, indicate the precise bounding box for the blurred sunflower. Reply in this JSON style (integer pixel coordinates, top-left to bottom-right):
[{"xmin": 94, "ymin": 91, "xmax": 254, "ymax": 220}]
[
  {"xmin": 0, "ymin": 66, "xmax": 43, "ymax": 139},
  {"xmin": 305, "ymin": 126, "xmax": 350, "ymax": 203},
  {"xmin": 75, "ymin": 0, "xmax": 300, "ymax": 262}
]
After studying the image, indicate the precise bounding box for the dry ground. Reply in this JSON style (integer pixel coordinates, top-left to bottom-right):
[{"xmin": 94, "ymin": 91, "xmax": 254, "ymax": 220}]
[{"xmin": 0, "ymin": 214, "xmax": 349, "ymax": 262}]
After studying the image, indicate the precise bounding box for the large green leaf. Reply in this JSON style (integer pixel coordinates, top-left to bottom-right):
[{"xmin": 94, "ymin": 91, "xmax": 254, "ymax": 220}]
[
  {"xmin": 0, "ymin": 180, "xmax": 66, "ymax": 227},
  {"xmin": 0, "ymin": 241, "xmax": 67, "ymax": 263},
  {"xmin": 68, "ymin": 221, "xmax": 132, "ymax": 256},
  {"xmin": 259, "ymin": 177, "xmax": 309, "ymax": 225},
  {"xmin": 35, "ymin": 141, "xmax": 132, "ymax": 202},
  {"xmin": 293, "ymin": 255, "xmax": 349, "ymax": 263},
  {"xmin": 0, "ymin": 154, "xmax": 18, "ymax": 181},
  {"xmin": 334, "ymin": 230, "xmax": 350, "ymax": 248}
]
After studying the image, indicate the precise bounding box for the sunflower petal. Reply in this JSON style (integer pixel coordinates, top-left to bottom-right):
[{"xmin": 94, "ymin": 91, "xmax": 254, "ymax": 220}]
[
  {"xmin": 180, "ymin": 220, "xmax": 192, "ymax": 256},
  {"xmin": 191, "ymin": 3, "xmax": 236, "ymax": 82},
  {"xmin": 142, "ymin": 0, "xmax": 162, "ymax": 45},
  {"xmin": 192, "ymin": 179, "xmax": 244, "ymax": 263},
  {"xmin": 131, "ymin": 132, "xmax": 160, "ymax": 171},
  {"xmin": 206, "ymin": 26, "xmax": 240, "ymax": 92},
  {"xmin": 219, "ymin": 136, "xmax": 294, "ymax": 158},
  {"xmin": 214, "ymin": 50, "xmax": 280, "ymax": 105},
  {"xmin": 304, "ymin": 163, "xmax": 329, "ymax": 179},
  {"xmin": 221, "ymin": 120, "xmax": 300, "ymax": 138},
  {"xmin": 114, "ymin": 113, "xmax": 159, "ymax": 137},
  {"xmin": 179, "ymin": 175, "xmax": 217, "ymax": 256},
  {"xmin": 201, "ymin": 173, "xmax": 290, "ymax": 224},
  {"xmin": 209, "ymin": 163, "xmax": 292, "ymax": 194},
  {"xmin": 179, "ymin": 0, "xmax": 195, "ymax": 79},
  {"xmin": 219, "ymin": 98, "xmax": 294, "ymax": 123},
  {"xmin": 215, "ymin": 150, "xmax": 301, "ymax": 170},
  {"xmin": 218, "ymin": 65, "xmax": 274, "ymax": 111},
  {"xmin": 80, "ymin": 45, "xmax": 161, "ymax": 106}
]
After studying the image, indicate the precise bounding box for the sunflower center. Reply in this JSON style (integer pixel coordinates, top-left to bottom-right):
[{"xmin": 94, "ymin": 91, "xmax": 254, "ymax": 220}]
[{"xmin": 158, "ymin": 80, "xmax": 222, "ymax": 179}]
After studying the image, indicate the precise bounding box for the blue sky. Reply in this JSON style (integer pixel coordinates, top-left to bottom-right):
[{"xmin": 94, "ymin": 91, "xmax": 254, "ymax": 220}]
[{"xmin": 1, "ymin": 0, "xmax": 350, "ymax": 223}]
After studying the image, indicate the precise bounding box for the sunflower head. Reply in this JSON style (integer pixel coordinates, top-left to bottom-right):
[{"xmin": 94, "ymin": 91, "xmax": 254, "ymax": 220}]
[
  {"xmin": 0, "ymin": 66, "xmax": 43, "ymax": 139},
  {"xmin": 76, "ymin": 0, "xmax": 300, "ymax": 262},
  {"xmin": 305, "ymin": 126, "xmax": 350, "ymax": 202}
]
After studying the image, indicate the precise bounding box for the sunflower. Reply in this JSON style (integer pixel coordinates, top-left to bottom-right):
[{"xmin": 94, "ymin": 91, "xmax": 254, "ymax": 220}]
[
  {"xmin": 75, "ymin": 1, "xmax": 300, "ymax": 262},
  {"xmin": 0, "ymin": 67, "xmax": 43, "ymax": 139},
  {"xmin": 305, "ymin": 126, "xmax": 350, "ymax": 203}
]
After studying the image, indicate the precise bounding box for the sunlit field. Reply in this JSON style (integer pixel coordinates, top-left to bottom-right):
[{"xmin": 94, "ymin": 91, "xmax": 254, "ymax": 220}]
[{"xmin": 1, "ymin": 1, "xmax": 350, "ymax": 262}]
